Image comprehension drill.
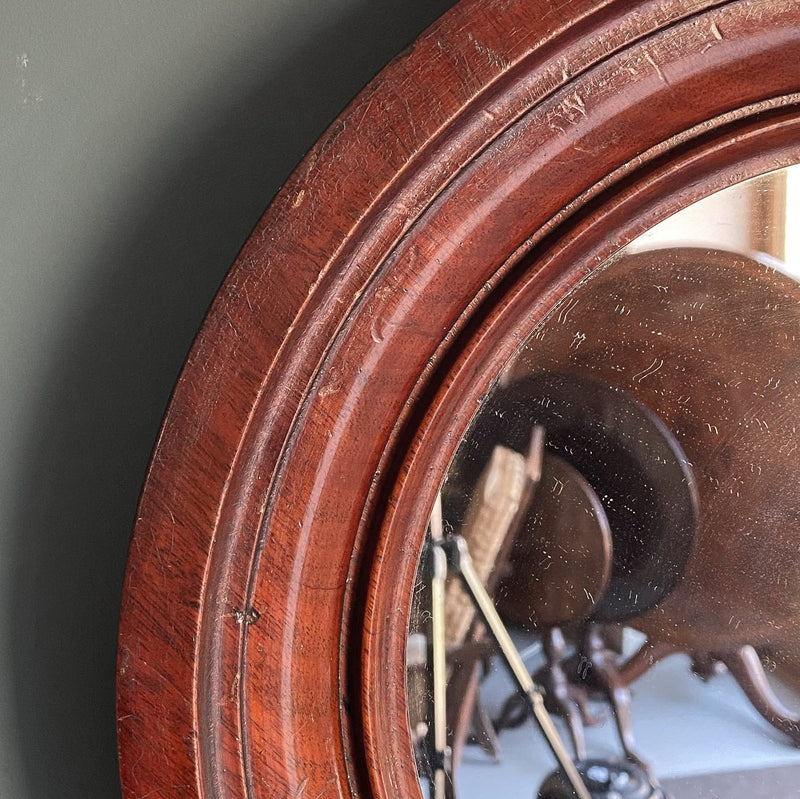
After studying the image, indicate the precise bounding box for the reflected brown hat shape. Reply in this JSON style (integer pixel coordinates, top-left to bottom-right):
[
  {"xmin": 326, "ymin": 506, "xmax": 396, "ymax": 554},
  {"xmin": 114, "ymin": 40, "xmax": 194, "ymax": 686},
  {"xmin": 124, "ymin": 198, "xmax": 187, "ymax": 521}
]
[{"xmin": 505, "ymin": 247, "xmax": 800, "ymax": 658}]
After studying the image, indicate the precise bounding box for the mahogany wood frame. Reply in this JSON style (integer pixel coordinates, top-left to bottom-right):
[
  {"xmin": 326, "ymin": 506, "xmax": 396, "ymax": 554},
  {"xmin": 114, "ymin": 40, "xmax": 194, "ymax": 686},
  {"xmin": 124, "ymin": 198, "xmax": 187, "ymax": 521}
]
[{"xmin": 117, "ymin": 1, "xmax": 800, "ymax": 797}]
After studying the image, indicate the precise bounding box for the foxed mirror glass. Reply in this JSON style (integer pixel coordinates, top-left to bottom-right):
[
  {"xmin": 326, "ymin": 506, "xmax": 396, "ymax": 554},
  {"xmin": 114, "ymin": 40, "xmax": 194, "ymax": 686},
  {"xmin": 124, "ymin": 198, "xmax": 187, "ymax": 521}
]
[{"xmin": 407, "ymin": 165, "xmax": 800, "ymax": 799}]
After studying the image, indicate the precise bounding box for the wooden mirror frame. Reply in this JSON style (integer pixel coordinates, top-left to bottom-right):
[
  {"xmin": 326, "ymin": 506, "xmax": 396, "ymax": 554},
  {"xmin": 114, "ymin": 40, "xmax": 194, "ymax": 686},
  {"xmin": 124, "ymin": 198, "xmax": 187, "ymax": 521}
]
[{"xmin": 117, "ymin": 1, "xmax": 800, "ymax": 797}]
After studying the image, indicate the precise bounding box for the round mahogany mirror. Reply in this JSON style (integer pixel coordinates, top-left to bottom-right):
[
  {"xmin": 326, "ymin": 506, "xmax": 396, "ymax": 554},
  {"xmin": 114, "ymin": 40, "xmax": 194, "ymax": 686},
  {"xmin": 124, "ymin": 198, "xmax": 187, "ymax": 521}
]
[{"xmin": 117, "ymin": 2, "xmax": 800, "ymax": 798}]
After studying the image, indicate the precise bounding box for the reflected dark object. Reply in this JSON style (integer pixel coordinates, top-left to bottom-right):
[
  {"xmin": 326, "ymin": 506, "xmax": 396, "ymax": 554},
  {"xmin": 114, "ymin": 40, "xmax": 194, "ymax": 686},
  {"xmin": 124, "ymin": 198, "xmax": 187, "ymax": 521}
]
[
  {"xmin": 448, "ymin": 372, "xmax": 698, "ymax": 622},
  {"xmin": 537, "ymin": 759, "xmax": 665, "ymax": 799}
]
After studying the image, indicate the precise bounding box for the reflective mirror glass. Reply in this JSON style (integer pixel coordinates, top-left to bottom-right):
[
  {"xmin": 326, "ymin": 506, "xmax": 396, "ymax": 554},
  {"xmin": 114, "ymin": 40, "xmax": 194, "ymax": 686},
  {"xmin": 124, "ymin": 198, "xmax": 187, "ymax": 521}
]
[{"xmin": 407, "ymin": 165, "xmax": 800, "ymax": 799}]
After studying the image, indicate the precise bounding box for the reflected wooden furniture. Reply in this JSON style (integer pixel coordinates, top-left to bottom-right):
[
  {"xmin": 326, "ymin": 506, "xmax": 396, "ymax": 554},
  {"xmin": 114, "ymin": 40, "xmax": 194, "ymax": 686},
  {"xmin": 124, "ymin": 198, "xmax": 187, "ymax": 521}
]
[
  {"xmin": 444, "ymin": 440, "xmax": 613, "ymax": 783},
  {"xmin": 444, "ymin": 442, "xmax": 530, "ymax": 780},
  {"xmin": 495, "ymin": 453, "xmax": 614, "ymax": 763},
  {"xmin": 513, "ymin": 247, "xmax": 800, "ymax": 745},
  {"xmin": 461, "ymin": 371, "xmax": 697, "ymax": 768},
  {"xmin": 116, "ymin": 3, "xmax": 800, "ymax": 798}
]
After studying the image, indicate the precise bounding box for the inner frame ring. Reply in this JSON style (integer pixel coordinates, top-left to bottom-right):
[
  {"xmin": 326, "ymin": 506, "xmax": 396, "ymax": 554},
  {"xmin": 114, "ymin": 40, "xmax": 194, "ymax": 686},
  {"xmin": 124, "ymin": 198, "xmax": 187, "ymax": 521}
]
[{"xmin": 360, "ymin": 113, "xmax": 800, "ymax": 799}]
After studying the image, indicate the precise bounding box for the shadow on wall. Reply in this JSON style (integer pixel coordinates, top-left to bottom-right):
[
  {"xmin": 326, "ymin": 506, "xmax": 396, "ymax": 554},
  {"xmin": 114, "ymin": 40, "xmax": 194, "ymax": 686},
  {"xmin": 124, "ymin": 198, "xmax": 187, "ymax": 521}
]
[{"xmin": 9, "ymin": 2, "xmax": 455, "ymax": 797}]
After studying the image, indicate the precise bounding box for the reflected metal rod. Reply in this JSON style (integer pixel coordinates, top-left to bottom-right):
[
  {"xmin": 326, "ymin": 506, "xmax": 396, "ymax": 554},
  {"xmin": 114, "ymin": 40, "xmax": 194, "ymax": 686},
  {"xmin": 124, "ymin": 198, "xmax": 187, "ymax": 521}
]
[
  {"xmin": 429, "ymin": 496, "xmax": 592, "ymax": 799},
  {"xmin": 428, "ymin": 493, "xmax": 450, "ymax": 799}
]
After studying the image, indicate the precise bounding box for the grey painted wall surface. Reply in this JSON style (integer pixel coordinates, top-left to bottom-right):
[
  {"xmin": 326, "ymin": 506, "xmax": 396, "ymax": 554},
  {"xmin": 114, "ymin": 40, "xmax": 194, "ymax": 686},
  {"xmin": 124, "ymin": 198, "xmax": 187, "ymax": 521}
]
[{"xmin": 0, "ymin": 2, "xmax": 454, "ymax": 796}]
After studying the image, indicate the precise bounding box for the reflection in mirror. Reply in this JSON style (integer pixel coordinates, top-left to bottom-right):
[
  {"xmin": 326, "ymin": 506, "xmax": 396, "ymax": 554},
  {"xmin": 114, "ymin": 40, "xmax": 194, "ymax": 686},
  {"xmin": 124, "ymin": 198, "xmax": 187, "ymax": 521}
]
[{"xmin": 407, "ymin": 165, "xmax": 800, "ymax": 799}]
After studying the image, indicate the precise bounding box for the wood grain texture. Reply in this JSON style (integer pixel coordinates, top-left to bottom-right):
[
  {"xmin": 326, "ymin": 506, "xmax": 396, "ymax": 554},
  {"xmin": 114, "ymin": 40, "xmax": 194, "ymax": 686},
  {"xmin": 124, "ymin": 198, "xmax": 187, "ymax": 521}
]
[{"xmin": 117, "ymin": 1, "xmax": 800, "ymax": 797}]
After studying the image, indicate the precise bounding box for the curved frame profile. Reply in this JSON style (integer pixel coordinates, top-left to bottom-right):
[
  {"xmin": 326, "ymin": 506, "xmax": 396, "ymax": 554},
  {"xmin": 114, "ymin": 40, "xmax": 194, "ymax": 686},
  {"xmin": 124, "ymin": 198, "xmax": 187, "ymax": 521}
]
[{"xmin": 117, "ymin": 2, "xmax": 800, "ymax": 798}]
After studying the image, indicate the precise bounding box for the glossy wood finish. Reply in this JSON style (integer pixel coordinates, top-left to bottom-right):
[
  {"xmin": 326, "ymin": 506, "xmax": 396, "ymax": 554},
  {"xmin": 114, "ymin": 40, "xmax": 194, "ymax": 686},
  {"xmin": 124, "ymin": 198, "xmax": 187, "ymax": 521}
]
[{"xmin": 117, "ymin": 1, "xmax": 800, "ymax": 797}]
